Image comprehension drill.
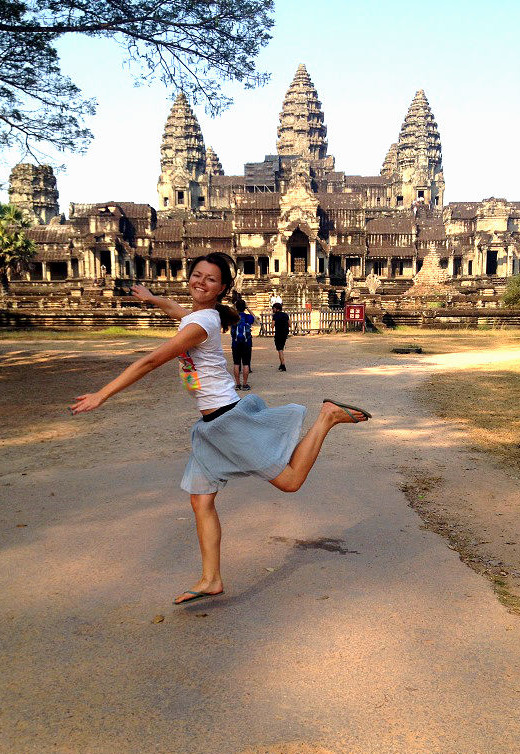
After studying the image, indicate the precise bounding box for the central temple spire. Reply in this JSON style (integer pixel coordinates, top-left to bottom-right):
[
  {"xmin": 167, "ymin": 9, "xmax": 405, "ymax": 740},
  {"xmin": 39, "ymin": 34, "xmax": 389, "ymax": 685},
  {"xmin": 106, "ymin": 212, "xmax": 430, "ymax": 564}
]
[
  {"xmin": 157, "ymin": 92, "xmax": 206, "ymax": 213},
  {"xmin": 277, "ymin": 64, "xmax": 328, "ymax": 160},
  {"xmin": 160, "ymin": 92, "xmax": 206, "ymax": 179},
  {"xmin": 397, "ymin": 89, "xmax": 442, "ymax": 171}
]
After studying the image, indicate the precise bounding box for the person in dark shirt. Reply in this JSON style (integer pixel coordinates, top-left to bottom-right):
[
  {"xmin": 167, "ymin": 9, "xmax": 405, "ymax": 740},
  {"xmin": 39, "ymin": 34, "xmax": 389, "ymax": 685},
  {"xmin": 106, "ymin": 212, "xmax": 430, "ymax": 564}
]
[
  {"xmin": 272, "ymin": 302, "xmax": 290, "ymax": 372},
  {"xmin": 231, "ymin": 298, "xmax": 256, "ymax": 389}
]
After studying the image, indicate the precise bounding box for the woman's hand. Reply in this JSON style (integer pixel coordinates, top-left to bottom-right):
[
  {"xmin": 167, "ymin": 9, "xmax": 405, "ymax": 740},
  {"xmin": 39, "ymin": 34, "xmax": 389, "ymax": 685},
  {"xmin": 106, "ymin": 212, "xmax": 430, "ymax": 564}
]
[
  {"xmin": 69, "ymin": 392, "xmax": 106, "ymax": 415},
  {"xmin": 131, "ymin": 284, "xmax": 154, "ymax": 302}
]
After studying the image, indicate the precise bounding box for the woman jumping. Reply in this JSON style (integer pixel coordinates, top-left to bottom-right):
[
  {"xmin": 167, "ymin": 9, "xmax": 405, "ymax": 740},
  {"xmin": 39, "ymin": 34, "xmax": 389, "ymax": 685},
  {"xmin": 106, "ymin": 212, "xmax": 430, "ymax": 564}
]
[{"xmin": 69, "ymin": 253, "xmax": 371, "ymax": 605}]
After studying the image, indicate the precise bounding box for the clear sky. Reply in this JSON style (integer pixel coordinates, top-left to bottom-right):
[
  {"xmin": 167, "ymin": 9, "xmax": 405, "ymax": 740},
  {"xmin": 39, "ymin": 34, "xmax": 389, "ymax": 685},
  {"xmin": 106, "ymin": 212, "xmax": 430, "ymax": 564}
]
[{"xmin": 1, "ymin": 0, "xmax": 519, "ymax": 213}]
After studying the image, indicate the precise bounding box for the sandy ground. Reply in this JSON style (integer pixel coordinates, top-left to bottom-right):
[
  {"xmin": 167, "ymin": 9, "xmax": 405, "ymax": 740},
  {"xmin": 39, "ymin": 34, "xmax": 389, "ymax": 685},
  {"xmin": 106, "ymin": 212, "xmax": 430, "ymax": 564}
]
[{"xmin": 1, "ymin": 333, "xmax": 520, "ymax": 754}]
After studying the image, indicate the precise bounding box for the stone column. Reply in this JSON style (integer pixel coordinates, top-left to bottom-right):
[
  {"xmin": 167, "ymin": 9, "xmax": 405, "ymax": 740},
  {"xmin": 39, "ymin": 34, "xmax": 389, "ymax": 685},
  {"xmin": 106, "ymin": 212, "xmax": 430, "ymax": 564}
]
[
  {"xmin": 254, "ymin": 255, "xmax": 260, "ymax": 279},
  {"xmin": 41, "ymin": 262, "xmax": 49, "ymax": 281},
  {"xmin": 386, "ymin": 257, "xmax": 392, "ymax": 278},
  {"xmin": 181, "ymin": 256, "xmax": 187, "ymax": 279},
  {"xmin": 110, "ymin": 248, "xmax": 117, "ymax": 277},
  {"xmin": 323, "ymin": 254, "xmax": 329, "ymax": 276},
  {"xmin": 145, "ymin": 259, "xmax": 151, "ymax": 279},
  {"xmin": 447, "ymin": 254, "xmax": 454, "ymax": 276},
  {"xmin": 67, "ymin": 260, "xmax": 73, "ymax": 279},
  {"xmin": 477, "ymin": 247, "xmax": 485, "ymax": 276},
  {"xmin": 309, "ymin": 240, "xmax": 316, "ymax": 274}
]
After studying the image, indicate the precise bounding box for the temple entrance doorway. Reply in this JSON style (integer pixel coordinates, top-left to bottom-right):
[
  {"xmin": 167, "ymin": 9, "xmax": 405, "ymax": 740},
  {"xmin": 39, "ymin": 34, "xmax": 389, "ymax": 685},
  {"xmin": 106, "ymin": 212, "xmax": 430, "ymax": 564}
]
[
  {"xmin": 486, "ymin": 250, "xmax": 498, "ymax": 275},
  {"xmin": 99, "ymin": 250, "xmax": 112, "ymax": 275},
  {"xmin": 135, "ymin": 256, "xmax": 145, "ymax": 278},
  {"xmin": 287, "ymin": 229, "xmax": 309, "ymax": 274}
]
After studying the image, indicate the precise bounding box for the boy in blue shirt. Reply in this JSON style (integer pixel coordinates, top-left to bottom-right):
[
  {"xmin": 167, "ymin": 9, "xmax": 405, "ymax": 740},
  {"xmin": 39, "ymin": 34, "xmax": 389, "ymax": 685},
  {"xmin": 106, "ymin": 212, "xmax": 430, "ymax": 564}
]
[{"xmin": 231, "ymin": 298, "xmax": 256, "ymax": 390}]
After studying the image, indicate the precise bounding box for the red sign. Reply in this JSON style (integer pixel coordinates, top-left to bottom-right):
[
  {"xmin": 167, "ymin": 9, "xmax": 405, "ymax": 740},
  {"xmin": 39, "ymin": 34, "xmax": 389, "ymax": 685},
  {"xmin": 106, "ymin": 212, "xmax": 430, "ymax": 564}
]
[
  {"xmin": 345, "ymin": 304, "xmax": 365, "ymax": 322},
  {"xmin": 345, "ymin": 304, "xmax": 366, "ymax": 333}
]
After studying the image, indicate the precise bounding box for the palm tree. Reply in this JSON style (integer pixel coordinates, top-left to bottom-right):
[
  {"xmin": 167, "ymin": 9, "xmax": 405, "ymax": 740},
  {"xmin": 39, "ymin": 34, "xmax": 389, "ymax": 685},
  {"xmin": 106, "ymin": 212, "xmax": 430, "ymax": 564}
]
[{"xmin": 0, "ymin": 204, "xmax": 36, "ymax": 294}]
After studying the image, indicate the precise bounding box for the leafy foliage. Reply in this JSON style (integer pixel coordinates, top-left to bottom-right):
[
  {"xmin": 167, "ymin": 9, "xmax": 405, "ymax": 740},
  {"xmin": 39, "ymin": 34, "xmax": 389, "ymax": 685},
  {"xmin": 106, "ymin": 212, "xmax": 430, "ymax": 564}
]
[
  {"xmin": 502, "ymin": 274, "xmax": 520, "ymax": 308},
  {"xmin": 0, "ymin": 0, "xmax": 274, "ymax": 157},
  {"xmin": 0, "ymin": 203, "xmax": 36, "ymax": 289}
]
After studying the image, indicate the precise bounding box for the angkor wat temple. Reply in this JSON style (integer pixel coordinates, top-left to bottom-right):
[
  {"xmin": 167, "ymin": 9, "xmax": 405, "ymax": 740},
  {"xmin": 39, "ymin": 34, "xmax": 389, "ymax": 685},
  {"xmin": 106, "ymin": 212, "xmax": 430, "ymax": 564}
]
[{"xmin": 4, "ymin": 64, "xmax": 520, "ymax": 325}]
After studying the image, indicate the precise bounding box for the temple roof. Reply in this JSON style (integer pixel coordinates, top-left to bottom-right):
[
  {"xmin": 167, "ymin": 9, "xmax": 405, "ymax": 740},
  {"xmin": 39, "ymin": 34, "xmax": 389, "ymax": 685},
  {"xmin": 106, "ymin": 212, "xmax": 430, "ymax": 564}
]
[
  {"xmin": 417, "ymin": 217, "xmax": 446, "ymax": 241},
  {"xmin": 234, "ymin": 193, "xmax": 281, "ymax": 210},
  {"xmin": 317, "ymin": 193, "xmax": 363, "ymax": 209},
  {"xmin": 155, "ymin": 219, "xmax": 183, "ymax": 242},
  {"xmin": 367, "ymin": 246, "xmax": 416, "ymax": 257},
  {"xmin": 447, "ymin": 202, "xmax": 480, "ymax": 219},
  {"xmin": 26, "ymin": 225, "xmax": 74, "ymax": 244},
  {"xmin": 277, "ymin": 64, "xmax": 328, "ymax": 160},
  {"xmin": 344, "ymin": 175, "xmax": 389, "ymax": 186},
  {"xmin": 210, "ymin": 175, "xmax": 245, "ymax": 187},
  {"xmin": 69, "ymin": 202, "xmax": 153, "ymax": 219},
  {"xmin": 185, "ymin": 220, "xmax": 232, "ymax": 238},
  {"xmin": 366, "ymin": 214, "xmax": 416, "ymax": 234}
]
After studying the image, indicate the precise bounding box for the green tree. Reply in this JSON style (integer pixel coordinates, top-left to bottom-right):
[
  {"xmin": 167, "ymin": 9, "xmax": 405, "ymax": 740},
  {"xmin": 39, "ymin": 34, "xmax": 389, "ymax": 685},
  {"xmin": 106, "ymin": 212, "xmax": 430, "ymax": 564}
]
[
  {"xmin": 502, "ymin": 274, "xmax": 520, "ymax": 308},
  {"xmin": 0, "ymin": 203, "xmax": 36, "ymax": 292},
  {"xmin": 0, "ymin": 0, "xmax": 274, "ymax": 157}
]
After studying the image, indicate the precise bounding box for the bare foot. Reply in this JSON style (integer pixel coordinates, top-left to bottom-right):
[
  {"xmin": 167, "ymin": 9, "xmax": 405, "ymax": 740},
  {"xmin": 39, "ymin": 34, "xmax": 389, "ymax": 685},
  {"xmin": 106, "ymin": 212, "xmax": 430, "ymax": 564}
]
[
  {"xmin": 321, "ymin": 401, "xmax": 369, "ymax": 425},
  {"xmin": 174, "ymin": 578, "xmax": 224, "ymax": 605}
]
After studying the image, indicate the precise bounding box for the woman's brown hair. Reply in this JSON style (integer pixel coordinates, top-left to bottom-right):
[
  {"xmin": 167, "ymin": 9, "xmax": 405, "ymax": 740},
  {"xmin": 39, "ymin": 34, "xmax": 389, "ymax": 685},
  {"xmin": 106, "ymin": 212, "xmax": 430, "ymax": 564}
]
[{"xmin": 187, "ymin": 252, "xmax": 239, "ymax": 332}]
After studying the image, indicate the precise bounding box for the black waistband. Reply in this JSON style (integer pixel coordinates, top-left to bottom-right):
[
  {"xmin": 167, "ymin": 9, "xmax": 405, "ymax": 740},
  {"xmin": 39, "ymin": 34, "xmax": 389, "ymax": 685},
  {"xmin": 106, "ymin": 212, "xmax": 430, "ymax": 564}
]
[{"xmin": 202, "ymin": 400, "xmax": 240, "ymax": 422}]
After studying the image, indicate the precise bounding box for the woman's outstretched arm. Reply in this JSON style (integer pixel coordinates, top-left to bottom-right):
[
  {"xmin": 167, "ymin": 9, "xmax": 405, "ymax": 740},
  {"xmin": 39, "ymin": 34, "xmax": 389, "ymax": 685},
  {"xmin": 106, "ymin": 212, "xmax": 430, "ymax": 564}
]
[
  {"xmin": 131, "ymin": 284, "xmax": 190, "ymax": 320},
  {"xmin": 69, "ymin": 324, "xmax": 206, "ymax": 415}
]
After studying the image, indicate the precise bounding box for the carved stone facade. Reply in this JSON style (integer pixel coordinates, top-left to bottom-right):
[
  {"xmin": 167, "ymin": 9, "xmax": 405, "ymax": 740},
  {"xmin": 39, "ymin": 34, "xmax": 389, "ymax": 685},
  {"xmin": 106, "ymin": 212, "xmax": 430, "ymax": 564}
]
[{"xmin": 7, "ymin": 65, "xmax": 520, "ymax": 288}]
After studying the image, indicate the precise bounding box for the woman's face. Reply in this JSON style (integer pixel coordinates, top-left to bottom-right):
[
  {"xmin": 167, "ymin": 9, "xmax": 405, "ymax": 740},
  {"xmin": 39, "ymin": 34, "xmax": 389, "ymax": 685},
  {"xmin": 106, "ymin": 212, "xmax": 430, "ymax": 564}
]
[{"xmin": 189, "ymin": 260, "xmax": 226, "ymax": 307}]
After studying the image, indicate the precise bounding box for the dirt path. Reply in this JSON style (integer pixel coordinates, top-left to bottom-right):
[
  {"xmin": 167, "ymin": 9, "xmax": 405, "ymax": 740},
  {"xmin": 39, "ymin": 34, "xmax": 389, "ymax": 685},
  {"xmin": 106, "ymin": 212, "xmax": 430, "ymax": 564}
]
[{"xmin": 1, "ymin": 334, "xmax": 519, "ymax": 754}]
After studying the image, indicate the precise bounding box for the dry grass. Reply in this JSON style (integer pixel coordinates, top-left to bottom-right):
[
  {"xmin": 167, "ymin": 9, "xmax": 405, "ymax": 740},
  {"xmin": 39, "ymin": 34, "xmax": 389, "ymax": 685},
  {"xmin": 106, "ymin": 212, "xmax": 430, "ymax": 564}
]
[
  {"xmin": 355, "ymin": 328, "xmax": 520, "ymax": 468},
  {"xmin": 418, "ymin": 365, "xmax": 520, "ymax": 470},
  {"xmin": 0, "ymin": 326, "xmax": 179, "ymax": 340}
]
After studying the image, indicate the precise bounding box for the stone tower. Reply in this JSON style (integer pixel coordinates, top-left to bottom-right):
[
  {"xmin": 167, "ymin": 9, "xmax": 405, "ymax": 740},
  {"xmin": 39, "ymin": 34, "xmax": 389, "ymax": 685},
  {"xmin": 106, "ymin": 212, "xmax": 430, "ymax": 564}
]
[
  {"xmin": 277, "ymin": 64, "xmax": 328, "ymax": 160},
  {"xmin": 381, "ymin": 143, "xmax": 398, "ymax": 178},
  {"xmin": 391, "ymin": 89, "xmax": 444, "ymax": 208},
  {"xmin": 8, "ymin": 164, "xmax": 59, "ymax": 225},
  {"xmin": 205, "ymin": 146, "xmax": 224, "ymax": 176},
  {"xmin": 157, "ymin": 92, "xmax": 206, "ymax": 213}
]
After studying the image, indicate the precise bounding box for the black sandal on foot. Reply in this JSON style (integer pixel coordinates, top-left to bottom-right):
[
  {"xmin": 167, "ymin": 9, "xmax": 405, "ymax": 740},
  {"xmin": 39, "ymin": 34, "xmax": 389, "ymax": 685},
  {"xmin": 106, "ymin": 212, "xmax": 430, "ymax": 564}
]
[{"xmin": 322, "ymin": 399, "xmax": 372, "ymax": 421}]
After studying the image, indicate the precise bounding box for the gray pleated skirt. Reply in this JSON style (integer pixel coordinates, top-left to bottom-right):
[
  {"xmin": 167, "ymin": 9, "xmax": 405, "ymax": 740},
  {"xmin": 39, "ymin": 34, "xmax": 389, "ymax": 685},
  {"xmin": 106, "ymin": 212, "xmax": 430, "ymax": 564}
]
[{"xmin": 180, "ymin": 393, "xmax": 307, "ymax": 494}]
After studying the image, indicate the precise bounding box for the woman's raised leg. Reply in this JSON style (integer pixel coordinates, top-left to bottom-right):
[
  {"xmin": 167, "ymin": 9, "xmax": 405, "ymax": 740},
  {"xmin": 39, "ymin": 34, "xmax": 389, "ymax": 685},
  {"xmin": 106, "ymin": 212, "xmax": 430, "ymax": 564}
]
[
  {"xmin": 269, "ymin": 401, "xmax": 368, "ymax": 493},
  {"xmin": 174, "ymin": 492, "xmax": 224, "ymax": 604}
]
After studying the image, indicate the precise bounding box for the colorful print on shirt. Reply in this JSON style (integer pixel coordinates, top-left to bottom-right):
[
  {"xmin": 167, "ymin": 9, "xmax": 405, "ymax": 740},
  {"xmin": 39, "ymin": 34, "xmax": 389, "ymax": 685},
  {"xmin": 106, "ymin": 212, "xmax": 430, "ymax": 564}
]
[{"xmin": 178, "ymin": 352, "xmax": 201, "ymax": 391}]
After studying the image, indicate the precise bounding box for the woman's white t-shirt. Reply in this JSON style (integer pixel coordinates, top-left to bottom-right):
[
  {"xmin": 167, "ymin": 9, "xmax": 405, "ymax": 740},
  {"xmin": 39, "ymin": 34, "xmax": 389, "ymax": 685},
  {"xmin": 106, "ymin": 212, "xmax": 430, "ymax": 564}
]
[{"xmin": 177, "ymin": 308, "xmax": 239, "ymax": 411}]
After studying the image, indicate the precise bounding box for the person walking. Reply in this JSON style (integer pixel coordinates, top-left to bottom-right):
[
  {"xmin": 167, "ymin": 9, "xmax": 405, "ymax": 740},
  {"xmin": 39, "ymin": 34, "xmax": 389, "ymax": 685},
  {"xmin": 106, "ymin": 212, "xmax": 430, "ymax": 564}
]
[
  {"xmin": 272, "ymin": 302, "xmax": 290, "ymax": 371},
  {"xmin": 230, "ymin": 298, "xmax": 256, "ymax": 390},
  {"xmin": 69, "ymin": 253, "xmax": 371, "ymax": 605}
]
